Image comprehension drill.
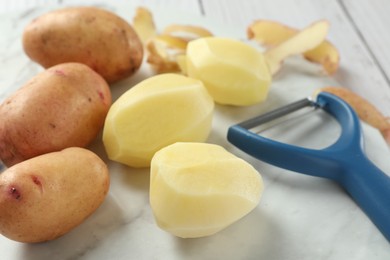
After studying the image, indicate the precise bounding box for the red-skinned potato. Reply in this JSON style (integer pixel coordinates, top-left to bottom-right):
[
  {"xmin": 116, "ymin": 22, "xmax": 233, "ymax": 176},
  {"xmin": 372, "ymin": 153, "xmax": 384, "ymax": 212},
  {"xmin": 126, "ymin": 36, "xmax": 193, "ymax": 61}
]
[
  {"xmin": 0, "ymin": 62, "xmax": 111, "ymax": 167},
  {"xmin": 22, "ymin": 6, "xmax": 144, "ymax": 83},
  {"xmin": 0, "ymin": 147, "xmax": 110, "ymax": 243}
]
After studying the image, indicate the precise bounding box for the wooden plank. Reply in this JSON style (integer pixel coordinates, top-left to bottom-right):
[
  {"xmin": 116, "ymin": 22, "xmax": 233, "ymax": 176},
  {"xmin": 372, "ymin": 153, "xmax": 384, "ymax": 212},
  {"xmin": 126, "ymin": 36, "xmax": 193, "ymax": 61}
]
[
  {"xmin": 0, "ymin": 0, "xmax": 60, "ymax": 12},
  {"xmin": 60, "ymin": 0, "xmax": 202, "ymax": 15},
  {"xmin": 0, "ymin": 0, "xmax": 202, "ymax": 15},
  {"xmin": 1, "ymin": 0, "xmax": 388, "ymax": 117},
  {"xmin": 341, "ymin": 0, "xmax": 390, "ymax": 87},
  {"xmin": 201, "ymin": 0, "xmax": 390, "ymax": 117}
]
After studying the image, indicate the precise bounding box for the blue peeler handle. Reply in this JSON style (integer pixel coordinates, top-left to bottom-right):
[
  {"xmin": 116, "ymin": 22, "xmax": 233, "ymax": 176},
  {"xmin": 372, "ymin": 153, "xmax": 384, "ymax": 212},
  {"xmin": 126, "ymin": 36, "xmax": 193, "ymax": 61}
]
[{"xmin": 227, "ymin": 92, "xmax": 390, "ymax": 241}]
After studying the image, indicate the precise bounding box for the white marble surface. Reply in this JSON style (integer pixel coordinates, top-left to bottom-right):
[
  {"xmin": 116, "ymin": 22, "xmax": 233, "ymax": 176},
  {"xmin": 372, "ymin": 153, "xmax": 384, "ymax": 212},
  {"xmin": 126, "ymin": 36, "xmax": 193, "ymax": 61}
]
[{"xmin": 0, "ymin": 2, "xmax": 389, "ymax": 260}]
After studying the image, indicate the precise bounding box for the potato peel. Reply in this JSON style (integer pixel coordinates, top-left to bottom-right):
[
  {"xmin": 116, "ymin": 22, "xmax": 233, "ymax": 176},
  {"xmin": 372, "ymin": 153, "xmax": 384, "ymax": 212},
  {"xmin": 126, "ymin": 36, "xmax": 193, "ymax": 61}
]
[
  {"xmin": 264, "ymin": 20, "xmax": 329, "ymax": 75},
  {"xmin": 162, "ymin": 24, "xmax": 213, "ymax": 40},
  {"xmin": 153, "ymin": 35, "xmax": 188, "ymax": 50},
  {"xmin": 132, "ymin": 7, "xmax": 157, "ymax": 44},
  {"xmin": 247, "ymin": 20, "xmax": 296, "ymax": 47},
  {"xmin": 132, "ymin": 7, "xmax": 213, "ymax": 73},
  {"xmin": 135, "ymin": 8, "xmax": 338, "ymax": 76},
  {"xmin": 146, "ymin": 39, "xmax": 181, "ymax": 73},
  {"xmin": 248, "ymin": 20, "xmax": 339, "ymax": 75},
  {"xmin": 318, "ymin": 86, "xmax": 390, "ymax": 144},
  {"xmin": 304, "ymin": 41, "xmax": 339, "ymax": 75}
]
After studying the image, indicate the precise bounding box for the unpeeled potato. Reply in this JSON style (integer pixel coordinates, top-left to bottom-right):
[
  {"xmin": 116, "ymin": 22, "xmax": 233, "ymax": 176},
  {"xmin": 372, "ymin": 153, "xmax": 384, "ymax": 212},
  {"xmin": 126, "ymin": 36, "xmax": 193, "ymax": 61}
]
[
  {"xmin": 150, "ymin": 142, "xmax": 263, "ymax": 238},
  {"xmin": 23, "ymin": 6, "xmax": 144, "ymax": 83},
  {"xmin": 0, "ymin": 62, "xmax": 111, "ymax": 167},
  {"xmin": 0, "ymin": 147, "xmax": 109, "ymax": 243}
]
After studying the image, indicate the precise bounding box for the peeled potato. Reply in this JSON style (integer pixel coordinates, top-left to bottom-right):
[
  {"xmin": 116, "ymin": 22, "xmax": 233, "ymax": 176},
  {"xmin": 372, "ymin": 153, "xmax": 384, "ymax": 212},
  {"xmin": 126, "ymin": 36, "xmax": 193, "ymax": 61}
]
[
  {"xmin": 186, "ymin": 37, "xmax": 271, "ymax": 106},
  {"xmin": 150, "ymin": 142, "xmax": 263, "ymax": 238},
  {"xmin": 102, "ymin": 74, "xmax": 214, "ymax": 168}
]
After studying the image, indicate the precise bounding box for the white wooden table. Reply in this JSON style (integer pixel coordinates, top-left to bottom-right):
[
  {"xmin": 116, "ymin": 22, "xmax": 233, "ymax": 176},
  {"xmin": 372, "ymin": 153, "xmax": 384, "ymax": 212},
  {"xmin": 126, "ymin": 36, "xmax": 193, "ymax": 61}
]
[
  {"xmin": 1, "ymin": 1, "xmax": 390, "ymax": 260},
  {"xmin": 1, "ymin": 0, "xmax": 390, "ymax": 118}
]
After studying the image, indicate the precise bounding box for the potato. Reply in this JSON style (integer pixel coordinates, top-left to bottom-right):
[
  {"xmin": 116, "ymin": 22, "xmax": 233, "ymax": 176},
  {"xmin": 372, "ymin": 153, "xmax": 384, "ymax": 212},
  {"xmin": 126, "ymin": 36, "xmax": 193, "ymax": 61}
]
[
  {"xmin": 0, "ymin": 147, "xmax": 109, "ymax": 243},
  {"xmin": 186, "ymin": 37, "xmax": 271, "ymax": 106},
  {"xmin": 0, "ymin": 62, "xmax": 111, "ymax": 167},
  {"xmin": 103, "ymin": 73, "xmax": 214, "ymax": 168},
  {"xmin": 22, "ymin": 6, "xmax": 143, "ymax": 83},
  {"xmin": 150, "ymin": 142, "xmax": 263, "ymax": 238}
]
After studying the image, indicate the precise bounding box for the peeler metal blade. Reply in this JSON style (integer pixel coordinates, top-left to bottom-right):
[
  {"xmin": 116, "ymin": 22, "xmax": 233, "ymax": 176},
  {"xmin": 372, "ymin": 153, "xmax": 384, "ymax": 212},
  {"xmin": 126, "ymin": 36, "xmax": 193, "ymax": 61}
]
[{"xmin": 237, "ymin": 97, "xmax": 319, "ymax": 130}]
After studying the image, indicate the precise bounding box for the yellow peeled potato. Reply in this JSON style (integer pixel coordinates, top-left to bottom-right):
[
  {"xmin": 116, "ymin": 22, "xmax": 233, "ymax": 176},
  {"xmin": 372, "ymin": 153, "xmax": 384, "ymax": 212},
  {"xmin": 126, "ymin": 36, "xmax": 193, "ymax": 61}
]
[
  {"xmin": 103, "ymin": 74, "xmax": 214, "ymax": 168},
  {"xmin": 186, "ymin": 37, "xmax": 271, "ymax": 106},
  {"xmin": 0, "ymin": 147, "xmax": 110, "ymax": 243},
  {"xmin": 150, "ymin": 142, "xmax": 263, "ymax": 238}
]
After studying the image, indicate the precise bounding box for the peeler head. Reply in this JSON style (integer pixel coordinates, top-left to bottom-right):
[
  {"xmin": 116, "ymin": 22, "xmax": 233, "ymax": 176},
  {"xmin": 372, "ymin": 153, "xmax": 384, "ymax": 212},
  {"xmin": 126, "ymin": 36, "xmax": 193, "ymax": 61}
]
[{"xmin": 227, "ymin": 92, "xmax": 364, "ymax": 180}]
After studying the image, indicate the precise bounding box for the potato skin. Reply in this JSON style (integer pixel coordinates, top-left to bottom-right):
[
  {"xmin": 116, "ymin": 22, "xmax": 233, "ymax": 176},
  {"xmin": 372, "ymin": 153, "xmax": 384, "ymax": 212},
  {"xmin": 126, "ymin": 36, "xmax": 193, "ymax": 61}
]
[
  {"xmin": 22, "ymin": 6, "xmax": 144, "ymax": 83},
  {"xmin": 0, "ymin": 147, "xmax": 110, "ymax": 243},
  {"xmin": 0, "ymin": 62, "xmax": 111, "ymax": 167}
]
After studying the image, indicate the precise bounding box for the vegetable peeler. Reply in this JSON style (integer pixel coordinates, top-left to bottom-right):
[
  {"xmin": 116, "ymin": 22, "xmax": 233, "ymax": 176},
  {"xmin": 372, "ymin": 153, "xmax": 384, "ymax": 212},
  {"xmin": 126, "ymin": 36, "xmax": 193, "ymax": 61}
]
[{"xmin": 227, "ymin": 92, "xmax": 390, "ymax": 241}]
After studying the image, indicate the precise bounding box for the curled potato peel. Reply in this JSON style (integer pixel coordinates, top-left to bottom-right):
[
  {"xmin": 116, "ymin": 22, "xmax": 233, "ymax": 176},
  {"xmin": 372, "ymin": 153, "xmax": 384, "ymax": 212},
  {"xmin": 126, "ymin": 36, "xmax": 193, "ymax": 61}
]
[
  {"xmin": 264, "ymin": 20, "xmax": 330, "ymax": 75},
  {"xmin": 316, "ymin": 87, "xmax": 390, "ymax": 144},
  {"xmin": 146, "ymin": 39, "xmax": 182, "ymax": 73},
  {"xmin": 248, "ymin": 20, "xmax": 296, "ymax": 46},
  {"xmin": 303, "ymin": 41, "xmax": 339, "ymax": 75},
  {"xmin": 132, "ymin": 7, "xmax": 213, "ymax": 73},
  {"xmin": 133, "ymin": 7, "xmax": 157, "ymax": 44},
  {"xmin": 248, "ymin": 19, "xmax": 339, "ymax": 75},
  {"xmin": 134, "ymin": 8, "xmax": 339, "ymax": 76},
  {"xmin": 162, "ymin": 24, "xmax": 213, "ymax": 40}
]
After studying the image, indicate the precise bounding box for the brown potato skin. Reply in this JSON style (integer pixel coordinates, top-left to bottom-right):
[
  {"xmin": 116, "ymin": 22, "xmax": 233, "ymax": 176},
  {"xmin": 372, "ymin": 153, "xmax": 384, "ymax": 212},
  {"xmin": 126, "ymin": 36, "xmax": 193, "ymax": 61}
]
[
  {"xmin": 22, "ymin": 6, "xmax": 144, "ymax": 83},
  {"xmin": 0, "ymin": 62, "xmax": 112, "ymax": 167},
  {"xmin": 0, "ymin": 147, "xmax": 110, "ymax": 243}
]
